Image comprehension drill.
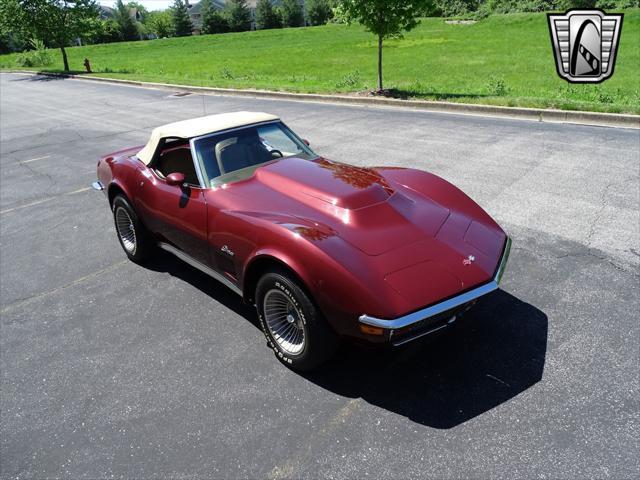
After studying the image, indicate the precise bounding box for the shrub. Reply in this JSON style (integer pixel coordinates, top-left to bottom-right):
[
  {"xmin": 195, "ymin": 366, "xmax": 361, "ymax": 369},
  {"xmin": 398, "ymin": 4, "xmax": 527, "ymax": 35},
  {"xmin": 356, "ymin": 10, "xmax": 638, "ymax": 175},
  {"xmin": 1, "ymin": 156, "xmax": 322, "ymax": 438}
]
[
  {"xmin": 329, "ymin": 4, "xmax": 349, "ymax": 24},
  {"xmin": 220, "ymin": 67, "xmax": 234, "ymax": 79},
  {"xmin": 203, "ymin": 9, "xmax": 230, "ymax": 33},
  {"xmin": 461, "ymin": 0, "xmax": 635, "ymax": 16},
  {"xmin": 306, "ymin": 0, "xmax": 333, "ymax": 26},
  {"xmin": 225, "ymin": 0, "xmax": 252, "ymax": 32},
  {"xmin": 146, "ymin": 11, "xmax": 173, "ymax": 38},
  {"xmin": 14, "ymin": 39, "xmax": 52, "ymax": 67},
  {"xmin": 556, "ymin": 0, "xmax": 597, "ymax": 8},
  {"xmin": 486, "ymin": 75, "xmax": 509, "ymax": 96},
  {"xmin": 435, "ymin": 0, "xmax": 482, "ymax": 17},
  {"xmin": 281, "ymin": 0, "xmax": 304, "ymax": 27},
  {"xmin": 474, "ymin": 0, "xmax": 560, "ymax": 17},
  {"xmin": 97, "ymin": 19, "xmax": 123, "ymax": 43},
  {"xmin": 335, "ymin": 70, "xmax": 361, "ymax": 89},
  {"xmin": 593, "ymin": 87, "xmax": 614, "ymax": 104},
  {"xmin": 255, "ymin": 0, "xmax": 281, "ymax": 29},
  {"xmin": 596, "ymin": 0, "xmax": 639, "ymax": 8}
]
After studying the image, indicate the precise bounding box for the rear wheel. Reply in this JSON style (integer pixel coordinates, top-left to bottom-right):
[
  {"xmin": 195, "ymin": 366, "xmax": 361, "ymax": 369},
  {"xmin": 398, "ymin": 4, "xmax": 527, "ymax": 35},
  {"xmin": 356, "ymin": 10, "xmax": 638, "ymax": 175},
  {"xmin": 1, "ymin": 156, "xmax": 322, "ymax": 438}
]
[
  {"xmin": 112, "ymin": 195, "xmax": 154, "ymax": 262},
  {"xmin": 256, "ymin": 270, "xmax": 338, "ymax": 371}
]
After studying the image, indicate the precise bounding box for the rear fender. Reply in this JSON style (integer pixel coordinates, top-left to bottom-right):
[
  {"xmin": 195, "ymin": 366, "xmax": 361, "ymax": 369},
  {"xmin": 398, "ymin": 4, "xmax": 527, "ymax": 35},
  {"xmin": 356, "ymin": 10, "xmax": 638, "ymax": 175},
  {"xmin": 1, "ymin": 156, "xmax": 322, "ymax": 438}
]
[
  {"xmin": 99, "ymin": 156, "xmax": 142, "ymax": 207},
  {"xmin": 107, "ymin": 180, "xmax": 133, "ymax": 207}
]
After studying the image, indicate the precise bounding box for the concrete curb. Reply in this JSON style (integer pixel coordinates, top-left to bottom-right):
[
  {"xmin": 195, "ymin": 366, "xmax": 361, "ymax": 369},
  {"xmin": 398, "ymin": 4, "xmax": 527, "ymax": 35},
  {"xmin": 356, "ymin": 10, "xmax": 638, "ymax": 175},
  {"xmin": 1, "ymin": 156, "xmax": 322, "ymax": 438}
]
[{"xmin": 5, "ymin": 70, "xmax": 639, "ymax": 129}]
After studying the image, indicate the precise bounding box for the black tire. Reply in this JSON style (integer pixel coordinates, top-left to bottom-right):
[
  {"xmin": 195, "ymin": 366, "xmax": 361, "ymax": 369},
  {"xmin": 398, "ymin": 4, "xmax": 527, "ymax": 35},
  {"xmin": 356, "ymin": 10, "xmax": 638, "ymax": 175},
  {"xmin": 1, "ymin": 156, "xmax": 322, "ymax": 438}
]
[
  {"xmin": 112, "ymin": 195, "xmax": 155, "ymax": 262},
  {"xmin": 256, "ymin": 269, "xmax": 338, "ymax": 371}
]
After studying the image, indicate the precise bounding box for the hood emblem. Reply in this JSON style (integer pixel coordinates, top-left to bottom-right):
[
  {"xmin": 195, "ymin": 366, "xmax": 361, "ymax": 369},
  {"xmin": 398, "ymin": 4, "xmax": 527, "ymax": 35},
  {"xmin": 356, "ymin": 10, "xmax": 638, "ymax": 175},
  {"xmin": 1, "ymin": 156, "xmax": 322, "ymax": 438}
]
[{"xmin": 463, "ymin": 255, "xmax": 476, "ymax": 266}]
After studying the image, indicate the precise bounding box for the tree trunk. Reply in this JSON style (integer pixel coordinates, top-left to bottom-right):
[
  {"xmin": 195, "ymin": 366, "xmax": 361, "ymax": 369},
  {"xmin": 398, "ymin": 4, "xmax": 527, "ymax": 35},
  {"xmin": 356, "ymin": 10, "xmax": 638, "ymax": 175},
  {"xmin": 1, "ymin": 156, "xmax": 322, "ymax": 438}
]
[
  {"xmin": 60, "ymin": 46, "xmax": 69, "ymax": 72},
  {"xmin": 377, "ymin": 34, "xmax": 383, "ymax": 91}
]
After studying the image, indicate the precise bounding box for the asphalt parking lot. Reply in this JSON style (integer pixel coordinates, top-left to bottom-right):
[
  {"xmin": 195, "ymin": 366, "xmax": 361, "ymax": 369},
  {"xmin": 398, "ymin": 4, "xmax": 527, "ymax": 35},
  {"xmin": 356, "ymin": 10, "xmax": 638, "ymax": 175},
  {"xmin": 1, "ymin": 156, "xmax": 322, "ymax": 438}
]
[{"xmin": 1, "ymin": 72, "xmax": 639, "ymax": 479}]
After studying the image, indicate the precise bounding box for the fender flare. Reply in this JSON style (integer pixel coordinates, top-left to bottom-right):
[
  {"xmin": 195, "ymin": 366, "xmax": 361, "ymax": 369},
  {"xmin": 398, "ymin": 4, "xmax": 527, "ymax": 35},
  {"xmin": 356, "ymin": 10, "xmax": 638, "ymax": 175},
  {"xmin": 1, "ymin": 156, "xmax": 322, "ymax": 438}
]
[
  {"xmin": 107, "ymin": 180, "xmax": 134, "ymax": 206},
  {"xmin": 241, "ymin": 247, "xmax": 318, "ymax": 304}
]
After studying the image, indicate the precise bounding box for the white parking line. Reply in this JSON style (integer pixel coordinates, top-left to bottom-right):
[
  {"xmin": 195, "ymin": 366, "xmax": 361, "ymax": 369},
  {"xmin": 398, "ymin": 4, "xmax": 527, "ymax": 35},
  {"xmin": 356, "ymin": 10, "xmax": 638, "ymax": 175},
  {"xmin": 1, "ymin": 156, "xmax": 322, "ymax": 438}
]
[
  {"xmin": 20, "ymin": 155, "xmax": 51, "ymax": 164},
  {"xmin": 0, "ymin": 259, "xmax": 128, "ymax": 315},
  {"xmin": 0, "ymin": 187, "xmax": 91, "ymax": 215}
]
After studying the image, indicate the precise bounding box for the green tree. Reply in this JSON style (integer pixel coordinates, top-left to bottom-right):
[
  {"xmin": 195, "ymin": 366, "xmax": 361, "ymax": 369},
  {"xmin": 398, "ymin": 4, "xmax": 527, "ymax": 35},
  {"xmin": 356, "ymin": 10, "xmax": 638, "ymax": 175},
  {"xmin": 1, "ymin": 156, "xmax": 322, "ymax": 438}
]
[
  {"xmin": 126, "ymin": 1, "xmax": 147, "ymax": 22},
  {"xmin": 339, "ymin": 0, "xmax": 428, "ymax": 91},
  {"xmin": 0, "ymin": 0, "xmax": 29, "ymax": 52},
  {"xmin": 433, "ymin": 0, "xmax": 478, "ymax": 16},
  {"xmin": 146, "ymin": 10, "xmax": 172, "ymax": 37},
  {"xmin": 114, "ymin": 0, "xmax": 138, "ymax": 40},
  {"xmin": 0, "ymin": 0, "xmax": 98, "ymax": 71},
  {"xmin": 306, "ymin": 0, "xmax": 332, "ymax": 26},
  {"xmin": 224, "ymin": 0, "xmax": 251, "ymax": 32},
  {"xmin": 201, "ymin": 0, "xmax": 229, "ymax": 33},
  {"xmin": 171, "ymin": 0, "xmax": 192, "ymax": 36},
  {"xmin": 280, "ymin": 0, "xmax": 304, "ymax": 27},
  {"xmin": 255, "ymin": 0, "xmax": 280, "ymax": 29},
  {"xmin": 203, "ymin": 10, "xmax": 229, "ymax": 33},
  {"xmin": 558, "ymin": 0, "xmax": 597, "ymax": 7},
  {"xmin": 96, "ymin": 18, "xmax": 122, "ymax": 42},
  {"xmin": 78, "ymin": 15, "xmax": 111, "ymax": 44}
]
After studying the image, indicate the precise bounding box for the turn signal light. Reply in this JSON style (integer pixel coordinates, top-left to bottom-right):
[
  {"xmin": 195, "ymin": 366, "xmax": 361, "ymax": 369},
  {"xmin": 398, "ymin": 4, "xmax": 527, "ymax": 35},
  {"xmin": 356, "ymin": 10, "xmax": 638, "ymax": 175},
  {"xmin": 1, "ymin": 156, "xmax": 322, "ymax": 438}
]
[{"xmin": 360, "ymin": 325, "xmax": 384, "ymax": 336}]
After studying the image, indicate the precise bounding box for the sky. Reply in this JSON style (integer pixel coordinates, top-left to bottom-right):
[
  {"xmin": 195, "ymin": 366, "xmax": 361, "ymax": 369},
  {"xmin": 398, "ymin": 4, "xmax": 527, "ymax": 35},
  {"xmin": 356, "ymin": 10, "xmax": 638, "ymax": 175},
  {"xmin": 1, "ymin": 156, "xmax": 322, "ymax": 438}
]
[{"xmin": 99, "ymin": 0, "xmax": 175, "ymax": 11}]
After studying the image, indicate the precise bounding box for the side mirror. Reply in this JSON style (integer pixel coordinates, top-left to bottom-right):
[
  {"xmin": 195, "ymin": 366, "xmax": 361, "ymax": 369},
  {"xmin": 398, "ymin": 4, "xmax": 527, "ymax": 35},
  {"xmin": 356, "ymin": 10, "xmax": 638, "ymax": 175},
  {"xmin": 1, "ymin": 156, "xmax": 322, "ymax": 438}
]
[
  {"xmin": 302, "ymin": 139, "xmax": 310, "ymax": 146},
  {"xmin": 166, "ymin": 172, "xmax": 185, "ymax": 186}
]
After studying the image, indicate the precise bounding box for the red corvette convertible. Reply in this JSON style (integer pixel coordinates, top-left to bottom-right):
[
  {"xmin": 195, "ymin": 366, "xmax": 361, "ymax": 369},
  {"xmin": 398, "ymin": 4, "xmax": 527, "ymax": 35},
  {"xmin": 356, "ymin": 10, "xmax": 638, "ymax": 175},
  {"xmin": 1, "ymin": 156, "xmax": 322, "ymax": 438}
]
[{"xmin": 93, "ymin": 112, "xmax": 511, "ymax": 370}]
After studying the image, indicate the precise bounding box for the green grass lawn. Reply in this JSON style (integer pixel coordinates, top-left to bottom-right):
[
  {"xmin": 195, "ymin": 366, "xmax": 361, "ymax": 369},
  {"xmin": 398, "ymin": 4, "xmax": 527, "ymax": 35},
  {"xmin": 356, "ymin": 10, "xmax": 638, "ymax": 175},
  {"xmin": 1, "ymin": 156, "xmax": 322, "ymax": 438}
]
[{"xmin": 2, "ymin": 11, "xmax": 639, "ymax": 113}]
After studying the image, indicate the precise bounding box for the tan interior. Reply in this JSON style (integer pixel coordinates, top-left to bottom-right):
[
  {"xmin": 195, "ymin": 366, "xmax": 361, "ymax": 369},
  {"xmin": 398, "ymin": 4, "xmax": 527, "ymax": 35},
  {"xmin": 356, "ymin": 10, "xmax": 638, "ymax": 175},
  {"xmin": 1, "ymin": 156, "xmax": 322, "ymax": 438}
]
[{"xmin": 155, "ymin": 147, "xmax": 199, "ymax": 185}]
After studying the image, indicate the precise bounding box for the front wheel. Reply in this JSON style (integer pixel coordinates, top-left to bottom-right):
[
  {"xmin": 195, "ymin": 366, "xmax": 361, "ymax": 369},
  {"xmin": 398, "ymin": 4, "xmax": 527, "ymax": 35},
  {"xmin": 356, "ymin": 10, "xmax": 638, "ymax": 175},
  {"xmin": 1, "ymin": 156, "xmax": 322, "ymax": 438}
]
[{"xmin": 256, "ymin": 270, "xmax": 338, "ymax": 371}]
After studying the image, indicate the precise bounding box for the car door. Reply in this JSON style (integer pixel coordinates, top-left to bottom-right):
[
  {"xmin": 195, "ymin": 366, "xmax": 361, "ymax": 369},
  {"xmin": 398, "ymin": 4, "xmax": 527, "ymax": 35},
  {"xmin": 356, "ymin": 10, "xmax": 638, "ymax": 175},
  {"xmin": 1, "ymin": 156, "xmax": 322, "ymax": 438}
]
[
  {"xmin": 191, "ymin": 127, "xmax": 271, "ymax": 284},
  {"xmin": 135, "ymin": 144, "xmax": 211, "ymax": 266},
  {"xmin": 202, "ymin": 188, "xmax": 260, "ymax": 286}
]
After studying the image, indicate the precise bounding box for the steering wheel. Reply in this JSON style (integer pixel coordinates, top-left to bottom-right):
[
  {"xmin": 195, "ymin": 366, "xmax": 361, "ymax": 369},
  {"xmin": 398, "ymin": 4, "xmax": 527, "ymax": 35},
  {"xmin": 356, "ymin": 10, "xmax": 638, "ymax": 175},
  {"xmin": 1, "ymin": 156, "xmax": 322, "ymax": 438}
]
[{"xmin": 270, "ymin": 149, "xmax": 284, "ymax": 158}]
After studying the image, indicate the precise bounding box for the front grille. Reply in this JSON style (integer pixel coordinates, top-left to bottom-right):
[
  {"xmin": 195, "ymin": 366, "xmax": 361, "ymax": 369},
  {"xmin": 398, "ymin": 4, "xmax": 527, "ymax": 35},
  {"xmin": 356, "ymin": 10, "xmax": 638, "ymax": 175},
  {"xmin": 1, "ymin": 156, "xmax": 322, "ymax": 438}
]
[{"xmin": 390, "ymin": 303, "xmax": 469, "ymax": 346}]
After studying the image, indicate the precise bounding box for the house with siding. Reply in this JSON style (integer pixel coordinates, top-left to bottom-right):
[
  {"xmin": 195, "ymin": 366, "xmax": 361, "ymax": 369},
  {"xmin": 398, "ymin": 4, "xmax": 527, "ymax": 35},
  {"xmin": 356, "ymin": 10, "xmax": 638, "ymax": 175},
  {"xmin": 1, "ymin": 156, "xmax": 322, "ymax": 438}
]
[{"xmin": 186, "ymin": 0, "xmax": 226, "ymax": 33}]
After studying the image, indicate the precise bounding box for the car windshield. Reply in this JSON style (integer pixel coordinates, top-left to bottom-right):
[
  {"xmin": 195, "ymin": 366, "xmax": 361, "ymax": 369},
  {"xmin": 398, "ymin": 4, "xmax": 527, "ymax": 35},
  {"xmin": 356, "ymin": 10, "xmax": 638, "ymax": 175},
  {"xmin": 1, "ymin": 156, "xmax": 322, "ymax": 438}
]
[{"xmin": 192, "ymin": 121, "xmax": 316, "ymax": 187}]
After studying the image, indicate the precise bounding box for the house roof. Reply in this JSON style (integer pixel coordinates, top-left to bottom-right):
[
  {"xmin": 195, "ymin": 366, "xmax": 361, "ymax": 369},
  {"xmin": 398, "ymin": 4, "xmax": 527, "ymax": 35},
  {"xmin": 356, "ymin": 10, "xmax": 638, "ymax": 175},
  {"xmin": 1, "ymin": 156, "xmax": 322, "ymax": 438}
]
[
  {"xmin": 136, "ymin": 111, "xmax": 280, "ymax": 165},
  {"xmin": 98, "ymin": 5, "xmax": 115, "ymax": 19},
  {"xmin": 189, "ymin": 0, "xmax": 225, "ymax": 15},
  {"xmin": 98, "ymin": 5, "xmax": 140, "ymax": 21}
]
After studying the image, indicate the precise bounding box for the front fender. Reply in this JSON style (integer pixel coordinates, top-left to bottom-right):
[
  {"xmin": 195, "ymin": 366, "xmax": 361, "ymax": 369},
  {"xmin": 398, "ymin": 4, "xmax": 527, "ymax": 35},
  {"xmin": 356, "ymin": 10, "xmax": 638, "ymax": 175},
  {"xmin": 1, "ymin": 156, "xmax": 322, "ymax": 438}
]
[
  {"xmin": 241, "ymin": 223, "xmax": 400, "ymax": 338},
  {"xmin": 376, "ymin": 167, "xmax": 502, "ymax": 229}
]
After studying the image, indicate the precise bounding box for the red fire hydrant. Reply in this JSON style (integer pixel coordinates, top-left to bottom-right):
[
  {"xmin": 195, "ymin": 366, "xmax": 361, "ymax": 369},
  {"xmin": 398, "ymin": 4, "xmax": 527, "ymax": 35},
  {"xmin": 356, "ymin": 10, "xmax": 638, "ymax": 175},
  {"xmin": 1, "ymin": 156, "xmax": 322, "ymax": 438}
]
[{"xmin": 83, "ymin": 58, "xmax": 92, "ymax": 73}]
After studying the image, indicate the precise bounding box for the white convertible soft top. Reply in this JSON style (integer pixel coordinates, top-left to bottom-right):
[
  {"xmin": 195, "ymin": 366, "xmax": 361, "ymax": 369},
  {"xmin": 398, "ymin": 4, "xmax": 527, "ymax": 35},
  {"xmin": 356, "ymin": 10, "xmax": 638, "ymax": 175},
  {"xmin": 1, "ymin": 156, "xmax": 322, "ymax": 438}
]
[{"xmin": 136, "ymin": 111, "xmax": 280, "ymax": 165}]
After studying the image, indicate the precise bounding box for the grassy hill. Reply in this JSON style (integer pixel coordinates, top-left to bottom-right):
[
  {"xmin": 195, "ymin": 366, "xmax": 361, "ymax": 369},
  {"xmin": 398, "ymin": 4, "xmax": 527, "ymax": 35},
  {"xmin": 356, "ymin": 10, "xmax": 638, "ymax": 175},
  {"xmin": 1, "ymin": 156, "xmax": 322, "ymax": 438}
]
[{"xmin": 1, "ymin": 11, "xmax": 639, "ymax": 113}]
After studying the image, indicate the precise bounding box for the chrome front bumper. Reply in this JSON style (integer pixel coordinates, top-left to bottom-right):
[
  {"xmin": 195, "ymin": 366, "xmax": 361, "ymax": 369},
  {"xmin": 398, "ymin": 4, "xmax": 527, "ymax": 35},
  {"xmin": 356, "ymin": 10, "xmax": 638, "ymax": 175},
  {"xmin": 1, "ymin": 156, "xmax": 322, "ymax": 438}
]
[
  {"xmin": 359, "ymin": 237, "xmax": 512, "ymax": 345},
  {"xmin": 92, "ymin": 181, "xmax": 105, "ymax": 192}
]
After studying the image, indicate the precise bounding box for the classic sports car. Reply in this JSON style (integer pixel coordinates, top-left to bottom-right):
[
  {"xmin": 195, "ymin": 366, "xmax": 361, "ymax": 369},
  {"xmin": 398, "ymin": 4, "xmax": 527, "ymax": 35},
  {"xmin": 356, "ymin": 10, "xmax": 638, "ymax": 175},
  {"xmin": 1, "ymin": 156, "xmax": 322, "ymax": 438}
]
[{"xmin": 93, "ymin": 112, "xmax": 511, "ymax": 370}]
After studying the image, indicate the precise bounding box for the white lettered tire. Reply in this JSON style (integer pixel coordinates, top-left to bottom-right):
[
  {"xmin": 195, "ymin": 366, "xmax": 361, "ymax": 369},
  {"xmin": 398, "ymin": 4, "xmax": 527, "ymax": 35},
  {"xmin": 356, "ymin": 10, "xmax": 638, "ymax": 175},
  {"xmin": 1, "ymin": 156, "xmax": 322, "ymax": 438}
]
[
  {"xmin": 112, "ymin": 195, "xmax": 155, "ymax": 262},
  {"xmin": 256, "ymin": 269, "xmax": 338, "ymax": 371}
]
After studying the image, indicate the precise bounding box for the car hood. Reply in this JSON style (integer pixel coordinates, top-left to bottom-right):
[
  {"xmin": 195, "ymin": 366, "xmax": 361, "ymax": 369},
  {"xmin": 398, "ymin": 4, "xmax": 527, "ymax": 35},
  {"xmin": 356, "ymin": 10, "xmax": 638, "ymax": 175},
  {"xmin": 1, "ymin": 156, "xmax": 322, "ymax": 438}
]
[
  {"xmin": 253, "ymin": 158, "xmax": 451, "ymax": 255},
  {"xmin": 231, "ymin": 157, "xmax": 506, "ymax": 305}
]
